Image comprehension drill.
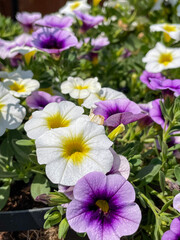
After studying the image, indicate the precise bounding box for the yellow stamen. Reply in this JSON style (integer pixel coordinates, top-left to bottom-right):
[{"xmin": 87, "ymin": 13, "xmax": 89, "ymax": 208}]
[
  {"xmin": 70, "ymin": 2, "xmax": 81, "ymax": 10},
  {"xmin": 24, "ymin": 50, "xmax": 36, "ymax": 65},
  {"xmin": 10, "ymin": 82, "xmax": 25, "ymax": 92},
  {"xmin": 163, "ymin": 24, "xmax": 177, "ymax": 32},
  {"xmin": 62, "ymin": 135, "xmax": 90, "ymax": 165},
  {"xmin": 108, "ymin": 124, "xmax": 125, "ymax": 141},
  {"xmin": 46, "ymin": 113, "xmax": 70, "ymax": 129},
  {"xmin": 75, "ymin": 85, "xmax": 88, "ymax": 90},
  {"xmin": 96, "ymin": 200, "xmax": 109, "ymax": 213},
  {"xmin": 158, "ymin": 52, "xmax": 173, "ymax": 66}
]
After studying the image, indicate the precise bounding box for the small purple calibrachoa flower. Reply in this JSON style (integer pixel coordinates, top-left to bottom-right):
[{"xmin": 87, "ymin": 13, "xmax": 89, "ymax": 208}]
[
  {"xmin": 150, "ymin": 79, "xmax": 180, "ymax": 97},
  {"xmin": 26, "ymin": 91, "xmax": 64, "ymax": 110},
  {"xmin": 93, "ymin": 98, "xmax": 146, "ymax": 128},
  {"xmin": 16, "ymin": 12, "xmax": 42, "ymax": 32},
  {"xmin": 140, "ymin": 70, "xmax": 166, "ymax": 90},
  {"xmin": 32, "ymin": 27, "xmax": 78, "ymax": 54},
  {"xmin": 66, "ymin": 172, "xmax": 141, "ymax": 240},
  {"xmin": 74, "ymin": 11, "xmax": 104, "ymax": 31},
  {"xmin": 149, "ymin": 99, "xmax": 165, "ymax": 128},
  {"xmin": 162, "ymin": 217, "xmax": 180, "ymax": 240},
  {"xmin": 35, "ymin": 15, "xmax": 74, "ymax": 29}
]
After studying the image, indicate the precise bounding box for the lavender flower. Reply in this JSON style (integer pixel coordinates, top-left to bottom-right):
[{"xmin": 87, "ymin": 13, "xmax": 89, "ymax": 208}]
[
  {"xmin": 35, "ymin": 15, "xmax": 74, "ymax": 29},
  {"xmin": 16, "ymin": 12, "xmax": 42, "ymax": 32},
  {"xmin": 149, "ymin": 99, "xmax": 165, "ymax": 128},
  {"xmin": 0, "ymin": 34, "xmax": 32, "ymax": 59},
  {"xmin": 66, "ymin": 172, "xmax": 141, "ymax": 240},
  {"xmin": 140, "ymin": 70, "xmax": 166, "ymax": 90},
  {"xmin": 74, "ymin": 11, "xmax": 104, "ymax": 31},
  {"xmin": 162, "ymin": 217, "xmax": 180, "ymax": 240},
  {"xmin": 32, "ymin": 27, "xmax": 78, "ymax": 54},
  {"xmin": 173, "ymin": 193, "xmax": 180, "ymax": 213},
  {"xmin": 26, "ymin": 91, "xmax": 64, "ymax": 110},
  {"xmin": 77, "ymin": 36, "xmax": 110, "ymax": 51},
  {"xmin": 93, "ymin": 98, "xmax": 146, "ymax": 128},
  {"xmin": 150, "ymin": 79, "xmax": 180, "ymax": 97}
]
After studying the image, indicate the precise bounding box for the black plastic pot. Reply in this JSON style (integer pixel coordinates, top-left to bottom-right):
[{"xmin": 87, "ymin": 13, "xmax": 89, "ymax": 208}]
[
  {"xmin": 0, "ymin": 207, "xmax": 51, "ymax": 231},
  {"xmin": 0, "ymin": 207, "xmax": 89, "ymax": 239}
]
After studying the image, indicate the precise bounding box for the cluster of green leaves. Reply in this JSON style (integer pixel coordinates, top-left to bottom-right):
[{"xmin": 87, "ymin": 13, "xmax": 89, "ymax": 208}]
[{"xmin": 0, "ymin": 14, "xmax": 22, "ymax": 40}]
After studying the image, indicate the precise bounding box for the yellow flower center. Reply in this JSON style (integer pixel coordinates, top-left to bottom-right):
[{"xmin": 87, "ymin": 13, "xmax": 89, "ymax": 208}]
[
  {"xmin": 96, "ymin": 200, "xmax": 109, "ymax": 213},
  {"xmin": 10, "ymin": 82, "xmax": 26, "ymax": 93},
  {"xmin": 158, "ymin": 52, "xmax": 173, "ymax": 66},
  {"xmin": 163, "ymin": 24, "xmax": 177, "ymax": 32},
  {"xmin": 0, "ymin": 102, "xmax": 4, "ymax": 112},
  {"xmin": 46, "ymin": 113, "xmax": 70, "ymax": 129},
  {"xmin": 70, "ymin": 2, "xmax": 81, "ymax": 10},
  {"xmin": 75, "ymin": 85, "xmax": 88, "ymax": 90},
  {"xmin": 62, "ymin": 135, "xmax": 90, "ymax": 165}
]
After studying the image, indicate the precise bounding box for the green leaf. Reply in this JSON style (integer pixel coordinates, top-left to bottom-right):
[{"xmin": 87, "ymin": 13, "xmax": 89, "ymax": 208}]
[
  {"xmin": 58, "ymin": 218, "xmax": 69, "ymax": 239},
  {"xmin": 76, "ymin": 232, "xmax": 87, "ymax": 238},
  {"xmin": 0, "ymin": 182, "xmax": 10, "ymax": 210},
  {"xmin": 30, "ymin": 174, "xmax": 50, "ymax": 200},
  {"xmin": 43, "ymin": 219, "xmax": 51, "ymax": 229},
  {"xmin": 159, "ymin": 171, "xmax": 165, "ymax": 193},
  {"xmin": 160, "ymin": 199, "xmax": 173, "ymax": 213},
  {"xmin": 16, "ymin": 139, "xmax": 35, "ymax": 146},
  {"xmin": 135, "ymin": 158, "xmax": 162, "ymax": 184},
  {"xmin": 174, "ymin": 165, "xmax": 180, "ymax": 182},
  {"xmin": 168, "ymin": 144, "xmax": 180, "ymax": 152}
]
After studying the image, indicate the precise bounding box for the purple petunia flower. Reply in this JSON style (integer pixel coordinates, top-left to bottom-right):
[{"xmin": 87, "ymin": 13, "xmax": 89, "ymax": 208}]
[
  {"xmin": 74, "ymin": 11, "xmax": 104, "ymax": 31},
  {"xmin": 66, "ymin": 172, "xmax": 142, "ymax": 240},
  {"xmin": 162, "ymin": 217, "xmax": 180, "ymax": 240},
  {"xmin": 77, "ymin": 36, "xmax": 109, "ymax": 51},
  {"xmin": 26, "ymin": 91, "xmax": 64, "ymax": 110},
  {"xmin": 138, "ymin": 102, "xmax": 154, "ymax": 127},
  {"xmin": 0, "ymin": 33, "xmax": 32, "ymax": 59},
  {"xmin": 149, "ymin": 99, "xmax": 165, "ymax": 129},
  {"xmin": 140, "ymin": 70, "xmax": 166, "ymax": 90},
  {"xmin": 35, "ymin": 15, "xmax": 74, "ymax": 29},
  {"xmin": 173, "ymin": 193, "xmax": 180, "ymax": 213},
  {"xmin": 108, "ymin": 148, "xmax": 130, "ymax": 180},
  {"xmin": 31, "ymin": 27, "xmax": 78, "ymax": 54},
  {"xmin": 150, "ymin": 79, "xmax": 180, "ymax": 97},
  {"xmin": 16, "ymin": 12, "xmax": 42, "ymax": 32},
  {"xmin": 93, "ymin": 98, "xmax": 146, "ymax": 128}
]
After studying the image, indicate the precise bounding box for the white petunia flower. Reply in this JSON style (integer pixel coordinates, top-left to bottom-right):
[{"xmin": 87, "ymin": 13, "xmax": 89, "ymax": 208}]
[
  {"xmin": 59, "ymin": 0, "xmax": 90, "ymax": 15},
  {"xmin": 61, "ymin": 77, "xmax": 101, "ymax": 99},
  {"xmin": 35, "ymin": 117, "xmax": 113, "ymax": 186},
  {"xmin": 0, "ymin": 83, "xmax": 26, "ymax": 136},
  {"xmin": 142, "ymin": 42, "xmax": 180, "ymax": 73},
  {"xmin": 0, "ymin": 66, "xmax": 33, "ymax": 80},
  {"xmin": 82, "ymin": 87, "xmax": 127, "ymax": 109},
  {"xmin": 3, "ymin": 77, "xmax": 40, "ymax": 98},
  {"xmin": 10, "ymin": 46, "xmax": 38, "ymax": 55},
  {"xmin": 150, "ymin": 23, "xmax": 180, "ymax": 41},
  {"xmin": 151, "ymin": 0, "xmax": 178, "ymax": 11},
  {"xmin": 24, "ymin": 101, "xmax": 84, "ymax": 139}
]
